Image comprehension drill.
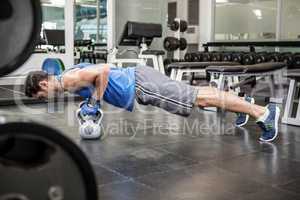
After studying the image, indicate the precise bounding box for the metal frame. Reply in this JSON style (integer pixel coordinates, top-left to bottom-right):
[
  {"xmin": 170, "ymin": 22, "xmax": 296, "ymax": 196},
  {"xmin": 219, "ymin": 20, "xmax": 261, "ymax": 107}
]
[
  {"xmin": 208, "ymin": 68, "xmax": 286, "ymax": 104},
  {"xmin": 282, "ymin": 79, "xmax": 300, "ymax": 126},
  {"xmin": 208, "ymin": 68, "xmax": 286, "ymax": 134}
]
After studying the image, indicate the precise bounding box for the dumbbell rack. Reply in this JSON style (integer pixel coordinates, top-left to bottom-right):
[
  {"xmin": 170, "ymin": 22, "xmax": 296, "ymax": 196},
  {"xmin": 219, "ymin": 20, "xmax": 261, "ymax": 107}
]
[
  {"xmin": 164, "ymin": 18, "xmax": 188, "ymax": 61},
  {"xmin": 201, "ymin": 41, "xmax": 300, "ymax": 117}
]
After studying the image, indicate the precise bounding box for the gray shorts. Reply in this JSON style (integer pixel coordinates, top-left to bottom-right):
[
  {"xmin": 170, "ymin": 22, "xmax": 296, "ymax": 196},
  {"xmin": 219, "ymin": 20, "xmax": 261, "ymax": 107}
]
[{"xmin": 135, "ymin": 66, "xmax": 198, "ymax": 117}]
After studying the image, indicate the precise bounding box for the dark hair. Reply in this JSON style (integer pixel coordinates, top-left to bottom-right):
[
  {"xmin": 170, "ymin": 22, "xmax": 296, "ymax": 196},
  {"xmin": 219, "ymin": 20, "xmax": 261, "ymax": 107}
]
[{"xmin": 24, "ymin": 71, "xmax": 48, "ymax": 97}]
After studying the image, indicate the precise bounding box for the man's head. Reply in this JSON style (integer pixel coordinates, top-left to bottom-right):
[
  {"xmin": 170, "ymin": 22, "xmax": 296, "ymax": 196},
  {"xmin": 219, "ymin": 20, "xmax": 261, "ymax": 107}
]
[{"xmin": 24, "ymin": 71, "xmax": 58, "ymax": 99}]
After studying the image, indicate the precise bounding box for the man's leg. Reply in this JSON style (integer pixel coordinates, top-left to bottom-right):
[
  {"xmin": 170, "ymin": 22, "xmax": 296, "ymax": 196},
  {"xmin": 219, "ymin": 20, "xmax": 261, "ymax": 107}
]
[
  {"xmin": 195, "ymin": 86, "xmax": 281, "ymax": 142},
  {"xmin": 195, "ymin": 86, "xmax": 266, "ymax": 119}
]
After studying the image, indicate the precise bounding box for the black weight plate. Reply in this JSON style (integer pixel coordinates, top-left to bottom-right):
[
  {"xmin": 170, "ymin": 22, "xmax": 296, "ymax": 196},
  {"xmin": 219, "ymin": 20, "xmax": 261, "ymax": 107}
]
[
  {"xmin": 180, "ymin": 20, "xmax": 188, "ymax": 32},
  {"xmin": 170, "ymin": 21, "xmax": 179, "ymax": 31},
  {"xmin": 0, "ymin": 122, "xmax": 98, "ymax": 200},
  {"xmin": 163, "ymin": 37, "xmax": 179, "ymax": 51},
  {"xmin": 179, "ymin": 38, "xmax": 187, "ymax": 50},
  {"xmin": 0, "ymin": 0, "xmax": 42, "ymax": 76}
]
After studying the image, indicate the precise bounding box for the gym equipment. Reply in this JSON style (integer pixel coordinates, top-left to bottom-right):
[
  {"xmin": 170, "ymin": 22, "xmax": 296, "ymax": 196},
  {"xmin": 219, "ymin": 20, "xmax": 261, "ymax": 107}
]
[
  {"xmin": 169, "ymin": 20, "xmax": 188, "ymax": 32},
  {"xmin": 221, "ymin": 52, "xmax": 233, "ymax": 62},
  {"xmin": 0, "ymin": 122, "xmax": 98, "ymax": 200},
  {"xmin": 232, "ymin": 52, "xmax": 244, "ymax": 64},
  {"xmin": 42, "ymin": 58, "xmax": 65, "ymax": 75},
  {"xmin": 255, "ymin": 52, "xmax": 270, "ymax": 64},
  {"xmin": 109, "ymin": 21, "xmax": 165, "ymax": 74},
  {"xmin": 280, "ymin": 52, "xmax": 294, "ymax": 68},
  {"xmin": 166, "ymin": 18, "xmax": 189, "ymax": 63},
  {"xmin": 193, "ymin": 53, "xmax": 202, "ymax": 62},
  {"xmin": 179, "ymin": 20, "xmax": 188, "ymax": 33},
  {"xmin": 242, "ymin": 53, "xmax": 255, "ymax": 65},
  {"xmin": 269, "ymin": 52, "xmax": 281, "ymax": 62},
  {"xmin": 169, "ymin": 21, "xmax": 179, "ymax": 32},
  {"xmin": 184, "ymin": 53, "xmax": 193, "ymax": 62},
  {"xmin": 293, "ymin": 53, "xmax": 300, "ymax": 68},
  {"xmin": 0, "ymin": 0, "xmax": 42, "ymax": 76},
  {"xmin": 164, "ymin": 37, "xmax": 187, "ymax": 51},
  {"xmin": 201, "ymin": 52, "xmax": 212, "ymax": 62},
  {"xmin": 211, "ymin": 52, "xmax": 222, "ymax": 62},
  {"xmin": 180, "ymin": 38, "xmax": 188, "ymax": 51},
  {"xmin": 0, "ymin": 1, "xmax": 99, "ymax": 198},
  {"xmin": 283, "ymin": 69, "xmax": 300, "ymax": 126},
  {"xmin": 77, "ymin": 102, "xmax": 104, "ymax": 140}
]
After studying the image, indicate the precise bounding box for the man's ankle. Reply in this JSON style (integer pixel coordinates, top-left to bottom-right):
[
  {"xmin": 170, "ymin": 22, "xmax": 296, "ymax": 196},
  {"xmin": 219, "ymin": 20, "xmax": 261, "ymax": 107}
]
[{"xmin": 255, "ymin": 107, "xmax": 268, "ymax": 122}]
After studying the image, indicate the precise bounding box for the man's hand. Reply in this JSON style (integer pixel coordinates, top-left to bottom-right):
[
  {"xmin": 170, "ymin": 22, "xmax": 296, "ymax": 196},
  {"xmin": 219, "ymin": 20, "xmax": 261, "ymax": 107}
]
[{"xmin": 80, "ymin": 99, "xmax": 101, "ymax": 116}]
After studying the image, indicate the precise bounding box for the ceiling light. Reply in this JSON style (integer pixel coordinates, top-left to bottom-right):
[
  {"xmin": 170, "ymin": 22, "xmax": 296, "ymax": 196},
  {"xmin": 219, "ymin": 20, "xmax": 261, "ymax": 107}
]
[
  {"xmin": 253, "ymin": 9, "xmax": 262, "ymax": 19},
  {"xmin": 216, "ymin": 0, "xmax": 228, "ymax": 3}
]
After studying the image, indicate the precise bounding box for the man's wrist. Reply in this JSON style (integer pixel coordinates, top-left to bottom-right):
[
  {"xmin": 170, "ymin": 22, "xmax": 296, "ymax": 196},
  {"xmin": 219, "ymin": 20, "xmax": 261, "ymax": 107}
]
[{"xmin": 89, "ymin": 97, "xmax": 101, "ymax": 107}]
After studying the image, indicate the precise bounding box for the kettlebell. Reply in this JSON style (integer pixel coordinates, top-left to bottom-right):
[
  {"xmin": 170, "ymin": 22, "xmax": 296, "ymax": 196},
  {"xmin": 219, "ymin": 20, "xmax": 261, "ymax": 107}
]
[{"xmin": 76, "ymin": 103, "xmax": 104, "ymax": 140}]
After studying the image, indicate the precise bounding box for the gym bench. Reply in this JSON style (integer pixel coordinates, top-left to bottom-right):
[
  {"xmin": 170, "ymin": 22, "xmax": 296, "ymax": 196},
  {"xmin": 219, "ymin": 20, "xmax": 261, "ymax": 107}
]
[
  {"xmin": 205, "ymin": 62, "xmax": 287, "ymax": 134},
  {"xmin": 167, "ymin": 62, "xmax": 239, "ymax": 81},
  {"xmin": 206, "ymin": 62, "xmax": 287, "ymax": 98}
]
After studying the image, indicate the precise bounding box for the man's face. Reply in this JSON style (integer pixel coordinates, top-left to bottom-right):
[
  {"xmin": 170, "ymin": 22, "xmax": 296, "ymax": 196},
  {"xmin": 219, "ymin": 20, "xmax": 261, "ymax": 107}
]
[{"xmin": 33, "ymin": 79, "xmax": 57, "ymax": 100}]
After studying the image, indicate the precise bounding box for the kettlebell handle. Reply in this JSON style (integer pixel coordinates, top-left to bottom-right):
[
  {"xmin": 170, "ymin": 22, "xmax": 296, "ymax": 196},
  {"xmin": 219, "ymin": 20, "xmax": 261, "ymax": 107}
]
[{"xmin": 76, "ymin": 108, "xmax": 103, "ymax": 126}]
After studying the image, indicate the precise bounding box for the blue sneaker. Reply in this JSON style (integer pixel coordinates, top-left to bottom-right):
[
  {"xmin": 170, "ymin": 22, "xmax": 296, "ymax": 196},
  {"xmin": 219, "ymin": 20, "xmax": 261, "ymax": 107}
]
[
  {"xmin": 256, "ymin": 104, "xmax": 281, "ymax": 142},
  {"xmin": 235, "ymin": 96, "xmax": 255, "ymax": 127}
]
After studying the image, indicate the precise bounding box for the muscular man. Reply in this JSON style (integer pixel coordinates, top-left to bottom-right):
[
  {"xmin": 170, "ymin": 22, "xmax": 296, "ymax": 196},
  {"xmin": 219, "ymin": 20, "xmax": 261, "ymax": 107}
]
[{"xmin": 24, "ymin": 63, "xmax": 280, "ymax": 142}]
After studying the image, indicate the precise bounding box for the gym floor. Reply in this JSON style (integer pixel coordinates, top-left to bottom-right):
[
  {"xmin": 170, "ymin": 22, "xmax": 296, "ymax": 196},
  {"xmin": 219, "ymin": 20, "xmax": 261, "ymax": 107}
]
[{"xmin": 2, "ymin": 100, "xmax": 300, "ymax": 200}]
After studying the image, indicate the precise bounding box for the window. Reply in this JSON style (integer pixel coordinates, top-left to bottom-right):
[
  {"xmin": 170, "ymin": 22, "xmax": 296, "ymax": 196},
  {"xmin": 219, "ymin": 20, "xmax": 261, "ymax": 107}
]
[
  {"xmin": 41, "ymin": 0, "xmax": 65, "ymax": 30},
  {"xmin": 40, "ymin": 0, "xmax": 65, "ymax": 49},
  {"xmin": 188, "ymin": 0, "xmax": 199, "ymax": 26},
  {"xmin": 215, "ymin": 0, "xmax": 277, "ymax": 41},
  {"xmin": 282, "ymin": 0, "xmax": 300, "ymax": 40},
  {"xmin": 75, "ymin": 0, "xmax": 107, "ymax": 43}
]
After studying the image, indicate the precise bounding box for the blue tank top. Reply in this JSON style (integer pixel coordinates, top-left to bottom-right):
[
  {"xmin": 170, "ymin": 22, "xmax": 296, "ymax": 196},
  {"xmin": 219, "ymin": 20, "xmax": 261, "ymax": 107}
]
[{"xmin": 58, "ymin": 63, "xmax": 136, "ymax": 112}]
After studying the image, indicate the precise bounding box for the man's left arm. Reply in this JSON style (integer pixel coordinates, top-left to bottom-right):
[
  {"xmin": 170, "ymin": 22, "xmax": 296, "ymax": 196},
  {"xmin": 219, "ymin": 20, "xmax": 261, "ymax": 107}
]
[{"xmin": 69, "ymin": 65, "xmax": 110, "ymax": 104}]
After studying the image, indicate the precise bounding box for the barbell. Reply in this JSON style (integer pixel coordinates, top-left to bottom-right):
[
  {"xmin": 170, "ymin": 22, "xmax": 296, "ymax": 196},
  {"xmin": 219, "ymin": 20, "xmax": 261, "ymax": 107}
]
[{"xmin": 0, "ymin": 1, "xmax": 99, "ymax": 199}]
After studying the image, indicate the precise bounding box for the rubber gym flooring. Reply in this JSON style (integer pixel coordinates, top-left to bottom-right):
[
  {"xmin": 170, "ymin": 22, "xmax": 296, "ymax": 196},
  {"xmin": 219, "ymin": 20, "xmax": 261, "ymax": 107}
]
[{"xmin": 1, "ymin": 97, "xmax": 300, "ymax": 200}]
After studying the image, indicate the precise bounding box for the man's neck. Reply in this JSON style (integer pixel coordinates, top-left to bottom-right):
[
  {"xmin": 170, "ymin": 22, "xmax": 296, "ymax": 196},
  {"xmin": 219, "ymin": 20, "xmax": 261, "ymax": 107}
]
[{"xmin": 51, "ymin": 76, "xmax": 64, "ymax": 92}]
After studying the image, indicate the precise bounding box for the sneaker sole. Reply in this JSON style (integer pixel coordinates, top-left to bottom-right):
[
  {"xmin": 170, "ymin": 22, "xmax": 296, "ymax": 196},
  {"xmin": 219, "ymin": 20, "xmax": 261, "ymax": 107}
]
[
  {"xmin": 259, "ymin": 106, "xmax": 280, "ymax": 142},
  {"xmin": 236, "ymin": 98, "xmax": 255, "ymax": 127}
]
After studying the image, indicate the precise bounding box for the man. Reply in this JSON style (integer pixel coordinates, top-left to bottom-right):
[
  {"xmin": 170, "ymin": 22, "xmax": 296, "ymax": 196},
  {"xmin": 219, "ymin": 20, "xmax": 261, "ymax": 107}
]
[{"xmin": 25, "ymin": 63, "xmax": 280, "ymax": 142}]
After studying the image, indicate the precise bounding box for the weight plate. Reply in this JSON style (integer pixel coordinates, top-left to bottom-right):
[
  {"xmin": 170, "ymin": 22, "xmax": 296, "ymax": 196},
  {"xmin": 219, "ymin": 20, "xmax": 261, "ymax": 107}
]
[
  {"xmin": 180, "ymin": 20, "xmax": 188, "ymax": 32},
  {"xmin": 0, "ymin": 122, "xmax": 98, "ymax": 200},
  {"xmin": 179, "ymin": 38, "xmax": 187, "ymax": 51},
  {"xmin": 0, "ymin": 0, "xmax": 42, "ymax": 76},
  {"xmin": 170, "ymin": 21, "xmax": 179, "ymax": 31}
]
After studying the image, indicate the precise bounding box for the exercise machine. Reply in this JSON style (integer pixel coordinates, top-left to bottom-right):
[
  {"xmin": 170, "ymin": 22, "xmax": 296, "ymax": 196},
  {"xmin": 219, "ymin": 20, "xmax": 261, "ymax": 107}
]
[{"xmin": 108, "ymin": 21, "xmax": 166, "ymax": 74}]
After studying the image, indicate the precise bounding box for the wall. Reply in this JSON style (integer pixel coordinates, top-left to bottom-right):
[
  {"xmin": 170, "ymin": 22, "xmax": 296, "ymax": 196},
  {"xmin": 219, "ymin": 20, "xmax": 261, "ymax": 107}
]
[
  {"xmin": 115, "ymin": 0, "xmax": 168, "ymax": 51},
  {"xmin": 215, "ymin": 1, "xmax": 277, "ymax": 40}
]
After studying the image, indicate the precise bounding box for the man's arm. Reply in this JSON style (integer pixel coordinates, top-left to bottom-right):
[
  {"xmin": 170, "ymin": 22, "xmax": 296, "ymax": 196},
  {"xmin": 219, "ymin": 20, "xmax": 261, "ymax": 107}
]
[{"xmin": 63, "ymin": 65, "xmax": 110, "ymax": 102}]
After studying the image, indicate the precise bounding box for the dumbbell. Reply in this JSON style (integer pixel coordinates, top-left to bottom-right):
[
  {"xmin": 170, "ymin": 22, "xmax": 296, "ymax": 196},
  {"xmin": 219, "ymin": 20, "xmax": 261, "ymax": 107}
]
[
  {"xmin": 255, "ymin": 52, "xmax": 270, "ymax": 64},
  {"xmin": 269, "ymin": 52, "xmax": 281, "ymax": 62},
  {"xmin": 193, "ymin": 53, "xmax": 202, "ymax": 62},
  {"xmin": 211, "ymin": 52, "xmax": 222, "ymax": 62},
  {"xmin": 294, "ymin": 53, "xmax": 300, "ymax": 68},
  {"xmin": 179, "ymin": 38, "xmax": 187, "ymax": 50},
  {"xmin": 221, "ymin": 52, "xmax": 233, "ymax": 62},
  {"xmin": 199, "ymin": 52, "xmax": 212, "ymax": 62},
  {"xmin": 184, "ymin": 52, "xmax": 202, "ymax": 62},
  {"xmin": 280, "ymin": 52, "xmax": 294, "ymax": 68},
  {"xmin": 169, "ymin": 21, "xmax": 179, "ymax": 31},
  {"xmin": 184, "ymin": 53, "xmax": 194, "ymax": 62},
  {"xmin": 169, "ymin": 20, "xmax": 188, "ymax": 32},
  {"xmin": 232, "ymin": 52, "xmax": 244, "ymax": 64},
  {"xmin": 180, "ymin": 20, "xmax": 188, "ymax": 32},
  {"xmin": 163, "ymin": 37, "xmax": 187, "ymax": 51},
  {"xmin": 242, "ymin": 53, "xmax": 256, "ymax": 65}
]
